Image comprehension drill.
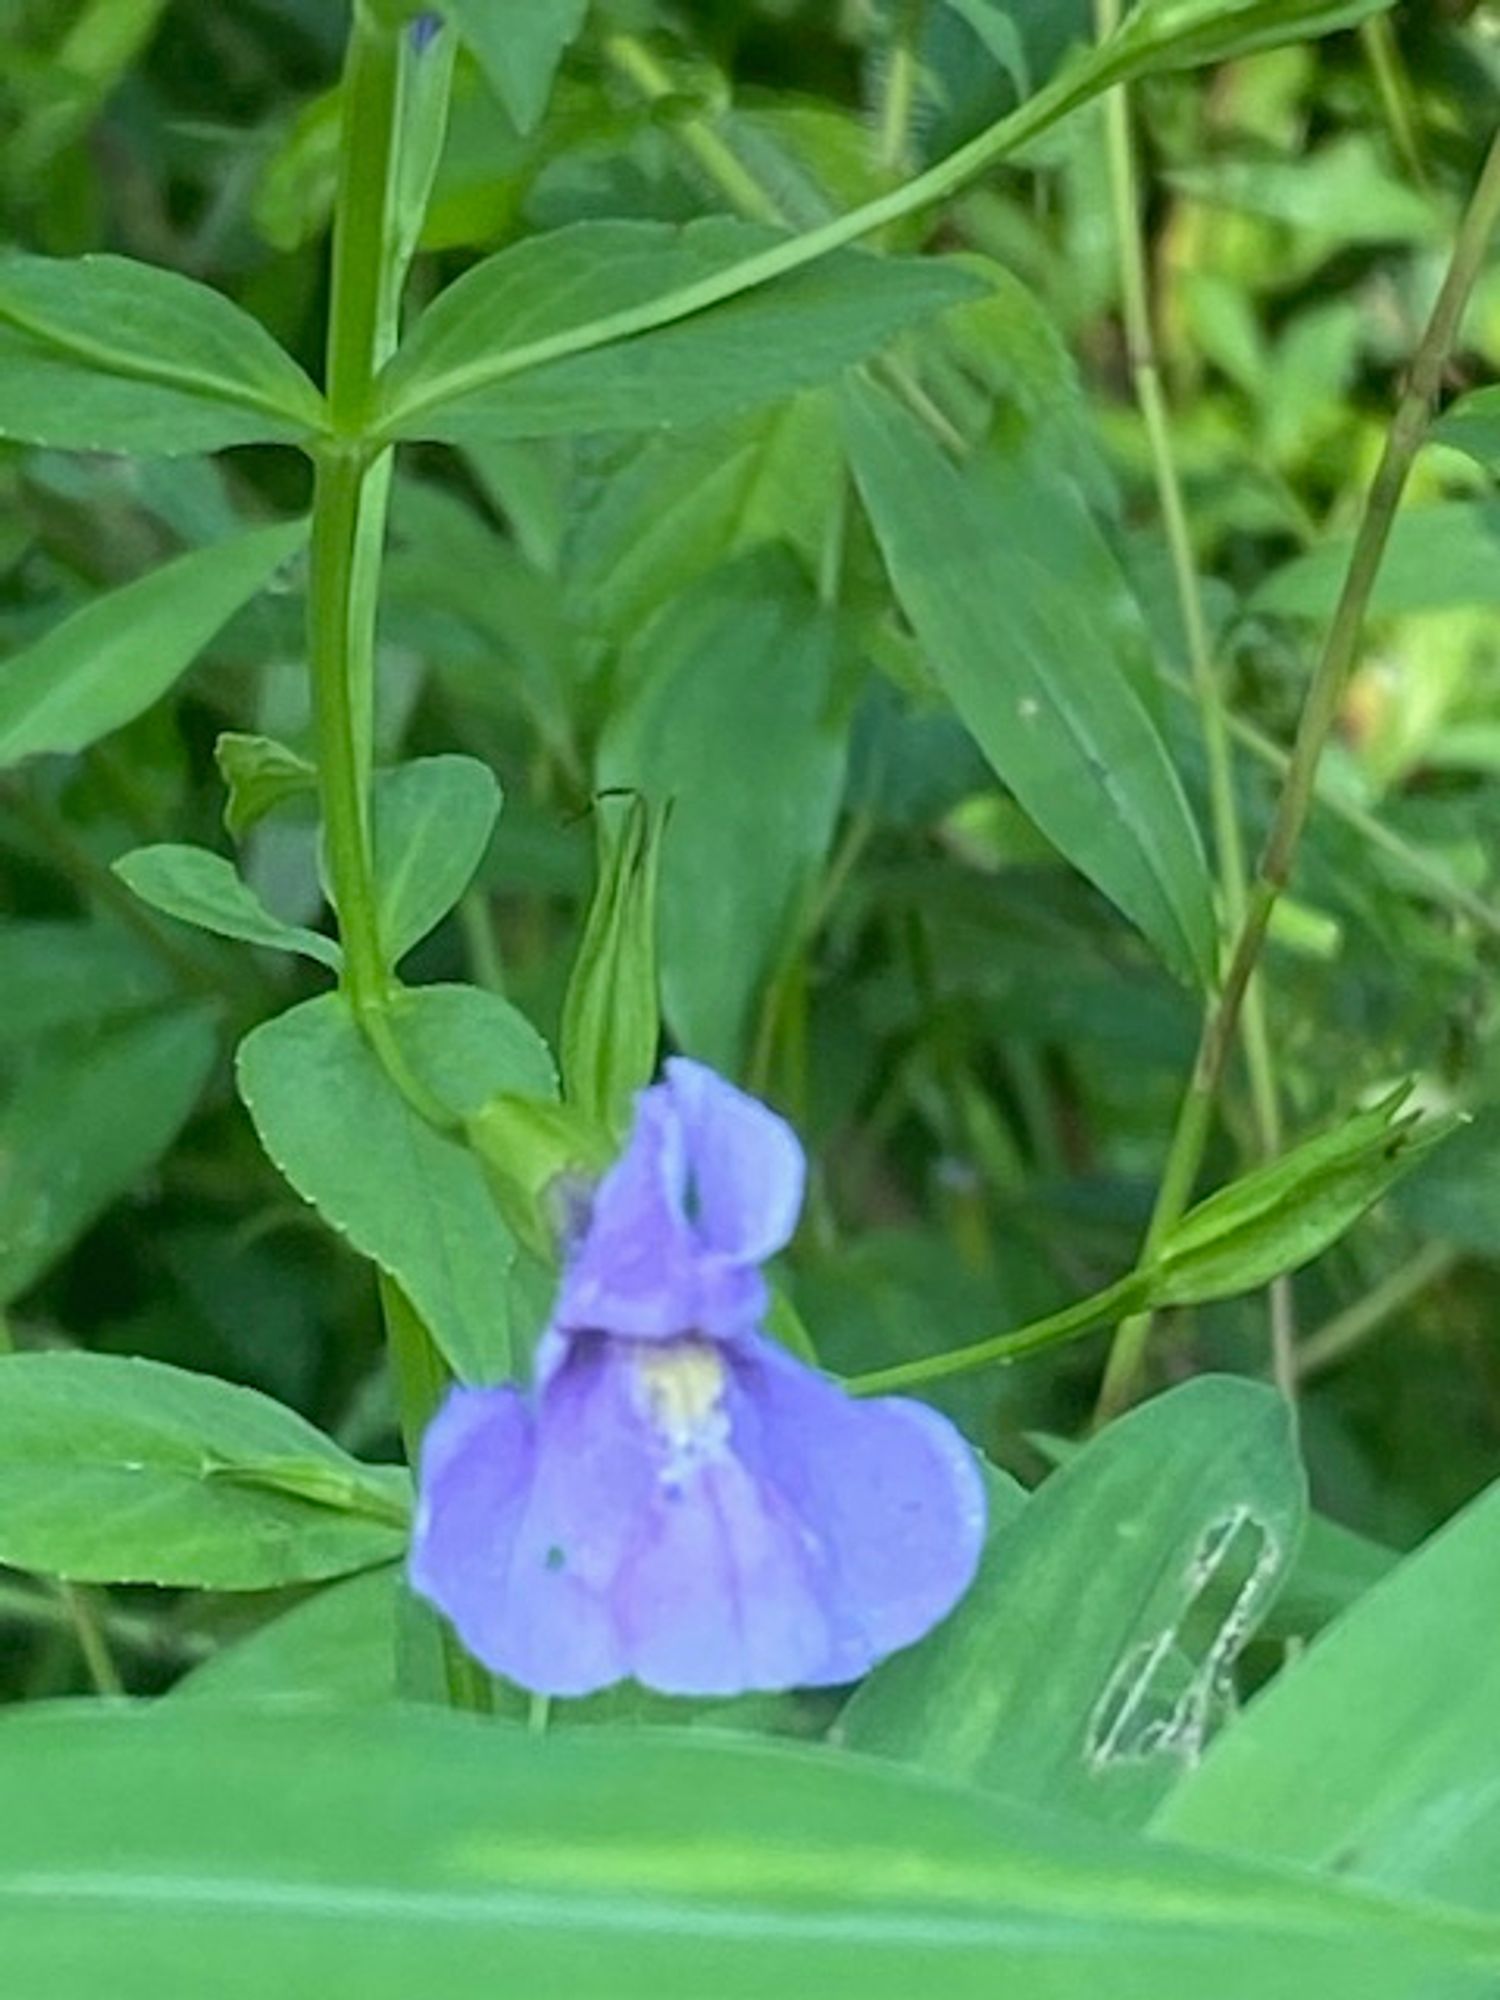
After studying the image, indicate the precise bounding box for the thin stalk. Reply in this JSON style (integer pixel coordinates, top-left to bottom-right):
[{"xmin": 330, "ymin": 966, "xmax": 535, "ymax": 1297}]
[
  {"xmin": 0, "ymin": 1578, "xmax": 209, "ymax": 1662},
  {"xmin": 57, "ymin": 1583, "xmax": 124, "ymax": 1697},
  {"xmin": 1361, "ymin": 14, "xmax": 1429, "ymax": 195},
  {"xmin": 847, "ymin": 1269, "xmax": 1150, "ymax": 1396},
  {"xmin": 1097, "ymin": 128, "xmax": 1500, "ymax": 1423},
  {"xmin": 879, "ymin": 0, "xmax": 926, "ymax": 178},
  {"xmin": 602, "ymin": 35, "xmax": 781, "ymax": 223},
  {"xmin": 1159, "ymin": 666, "xmax": 1500, "ymax": 943},
  {"xmin": 1295, "ymin": 1242, "xmax": 1458, "ymax": 1382},
  {"xmin": 1095, "ymin": 0, "xmax": 1292, "ymax": 1397},
  {"xmin": 316, "ymin": 11, "xmax": 479, "ymax": 1714}
]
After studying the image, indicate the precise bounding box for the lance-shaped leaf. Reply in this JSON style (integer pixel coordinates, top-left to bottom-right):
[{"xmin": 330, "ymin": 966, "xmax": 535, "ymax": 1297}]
[
  {"xmin": 377, "ymin": 218, "xmax": 985, "ymax": 443},
  {"xmin": 1104, "ymin": 0, "xmax": 1396, "ymax": 72},
  {"xmin": 0, "ymin": 250, "xmax": 325, "ymax": 454},
  {"xmin": 0, "ymin": 521, "xmax": 306, "ymax": 768},
  {"xmin": 1149, "ymin": 1088, "xmax": 1458, "ymax": 1307},
  {"xmin": 0, "ymin": 1352, "xmax": 407, "ymax": 1588},
  {"xmin": 844, "ymin": 376, "xmax": 1215, "ymax": 988},
  {"xmin": 0, "ymin": 1706, "xmax": 1490, "ymax": 2000}
]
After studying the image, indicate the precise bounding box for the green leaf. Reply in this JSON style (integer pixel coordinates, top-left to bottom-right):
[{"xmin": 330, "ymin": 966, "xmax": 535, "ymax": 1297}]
[
  {"xmin": 378, "ymin": 219, "xmax": 985, "ymax": 443},
  {"xmin": 114, "ymin": 845, "xmax": 341, "ymax": 970},
  {"xmin": 1, "ymin": 1708, "xmax": 1494, "ymax": 2000},
  {"xmin": 1434, "ymin": 388, "xmax": 1500, "ymax": 475},
  {"xmin": 597, "ymin": 553, "xmax": 847, "ymax": 1073},
  {"xmin": 0, "ymin": 521, "xmax": 306, "ymax": 769},
  {"xmin": 0, "ymin": 1008, "xmax": 217, "ymax": 1305},
  {"xmin": 1109, "ymin": 0, "xmax": 1397, "ymax": 71},
  {"xmin": 0, "ymin": 250, "xmax": 325, "ymax": 453},
  {"xmin": 237, "ymin": 986, "xmax": 555, "ymax": 1383},
  {"xmin": 1158, "ymin": 1478, "xmax": 1500, "ymax": 1919},
  {"xmin": 0, "ymin": 921, "xmax": 171, "ymax": 1047},
  {"xmin": 0, "ymin": 1353, "xmax": 406, "ymax": 1588},
  {"xmin": 843, "ymin": 378, "xmax": 1216, "ymax": 988},
  {"xmin": 559, "ymin": 793, "xmax": 665, "ymax": 1135},
  {"xmin": 215, "ymin": 732, "xmax": 318, "ymax": 840},
  {"xmin": 841, "ymin": 1378, "xmax": 1305, "ymax": 1829},
  {"xmin": 173, "ymin": 1567, "xmax": 402, "ymax": 1704},
  {"xmin": 371, "ymin": 755, "xmax": 502, "ymax": 965},
  {"xmin": 440, "ymin": 0, "xmax": 588, "ymax": 132},
  {"xmin": 1253, "ymin": 502, "xmax": 1500, "ymax": 620},
  {"xmin": 1149, "ymin": 1088, "xmax": 1456, "ymax": 1306}
]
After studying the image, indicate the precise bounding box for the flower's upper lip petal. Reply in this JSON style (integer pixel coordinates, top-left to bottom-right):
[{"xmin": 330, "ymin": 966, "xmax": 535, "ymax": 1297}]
[
  {"xmin": 663, "ymin": 1056, "xmax": 805, "ymax": 1264},
  {"xmin": 552, "ymin": 1084, "xmax": 702, "ymax": 1338}
]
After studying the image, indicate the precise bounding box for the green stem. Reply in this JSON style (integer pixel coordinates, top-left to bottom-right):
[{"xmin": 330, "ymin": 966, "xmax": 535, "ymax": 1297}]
[
  {"xmin": 1097, "ymin": 127, "xmax": 1500, "ymax": 1424},
  {"xmin": 1295, "ymin": 1242, "xmax": 1458, "ymax": 1382},
  {"xmin": 1361, "ymin": 15, "xmax": 1429, "ymax": 195},
  {"xmin": 0, "ymin": 1578, "xmax": 209, "ymax": 1662},
  {"xmin": 847, "ymin": 1269, "xmax": 1151, "ymax": 1396},
  {"xmin": 57, "ymin": 1583, "xmax": 124, "ymax": 1697},
  {"xmin": 1159, "ymin": 666, "xmax": 1500, "ymax": 943},
  {"xmin": 879, "ymin": 0, "xmax": 926, "ymax": 178},
  {"xmin": 315, "ymin": 10, "xmax": 482, "ymax": 1716},
  {"xmin": 1095, "ymin": 0, "xmax": 1291, "ymax": 1399},
  {"xmin": 602, "ymin": 35, "xmax": 781, "ymax": 224}
]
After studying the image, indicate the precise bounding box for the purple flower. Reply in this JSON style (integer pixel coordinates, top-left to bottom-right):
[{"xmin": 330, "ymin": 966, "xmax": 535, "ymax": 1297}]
[{"xmin": 410, "ymin": 1060, "xmax": 985, "ymax": 1697}]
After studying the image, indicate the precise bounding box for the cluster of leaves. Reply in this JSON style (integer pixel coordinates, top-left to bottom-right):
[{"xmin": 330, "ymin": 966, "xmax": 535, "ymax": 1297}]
[{"xmin": 0, "ymin": 0, "xmax": 1499, "ymax": 1991}]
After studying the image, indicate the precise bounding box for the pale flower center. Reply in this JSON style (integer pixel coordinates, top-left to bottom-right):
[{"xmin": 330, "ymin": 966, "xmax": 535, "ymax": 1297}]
[{"xmin": 631, "ymin": 1338, "xmax": 730, "ymax": 1486}]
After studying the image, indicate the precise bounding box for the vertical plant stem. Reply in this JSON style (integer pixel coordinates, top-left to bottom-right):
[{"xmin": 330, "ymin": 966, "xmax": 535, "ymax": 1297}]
[
  {"xmin": 1097, "ymin": 127, "xmax": 1500, "ymax": 1422},
  {"xmin": 1094, "ymin": 0, "xmax": 1293, "ymax": 1398},
  {"xmin": 315, "ymin": 8, "xmax": 480, "ymax": 1709}
]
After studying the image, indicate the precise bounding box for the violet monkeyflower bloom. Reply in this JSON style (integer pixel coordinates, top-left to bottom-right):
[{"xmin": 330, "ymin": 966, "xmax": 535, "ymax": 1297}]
[{"xmin": 410, "ymin": 1059, "xmax": 985, "ymax": 1697}]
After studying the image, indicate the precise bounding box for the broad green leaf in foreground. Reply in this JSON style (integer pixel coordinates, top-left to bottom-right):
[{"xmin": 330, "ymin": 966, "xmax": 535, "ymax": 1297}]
[
  {"xmin": 0, "ymin": 521, "xmax": 306, "ymax": 768},
  {"xmin": 237, "ymin": 986, "xmax": 555, "ymax": 1383},
  {"xmin": 0, "ymin": 1707, "xmax": 1491, "ymax": 2000},
  {"xmin": 0, "ymin": 1008, "xmax": 217, "ymax": 1305},
  {"xmin": 439, "ymin": 0, "xmax": 587, "ymax": 132},
  {"xmin": 598, "ymin": 553, "xmax": 846, "ymax": 1074},
  {"xmin": 370, "ymin": 755, "xmax": 501, "ymax": 966},
  {"xmin": 378, "ymin": 218, "xmax": 985, "ymax": 443},
  {"xmin": 841, "ymin": 1377, "xmax": 1304, "ymax": 1829},
  {"xmin": 1157, "ymin": 1476, "xmax": 1500, "ymax": 1918},
  {"xmin": 0, "ymin": 251, "xmax": 325, "ymax": 454},
  {"xmin": 0, "ymin": 1353, "xmax": 406, "ymax": 1589},
  {"xmin": 114, "ymin": 845, "xmax": 341, "ymax": 970},
  {"xmin": 844, "ymin": 378, "xmax": 1215, "ymax": 988}
]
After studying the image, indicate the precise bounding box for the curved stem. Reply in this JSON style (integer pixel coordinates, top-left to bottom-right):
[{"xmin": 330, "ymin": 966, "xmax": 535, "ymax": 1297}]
[
  {"xmin": 1097, "ymin": 127, "xmax": 1500, "ymax": 1423},
  {"xmin": 846, "ymin": 1270, "xmax": 1151, "ymax": 1396}
]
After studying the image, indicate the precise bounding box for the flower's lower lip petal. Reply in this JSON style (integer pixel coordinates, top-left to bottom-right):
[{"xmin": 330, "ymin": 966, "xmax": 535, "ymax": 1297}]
[
  {"xmin": 615, "ymin": 1453, "xmax": 835, "ymax": 1696},
  {"xmin": 727, "ymin": 1339, "xmax": 988, "ymax": 1683},
  {"xmin": 409, "ymin": 1348, "xmax": 652, "ymax": 1697}
]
